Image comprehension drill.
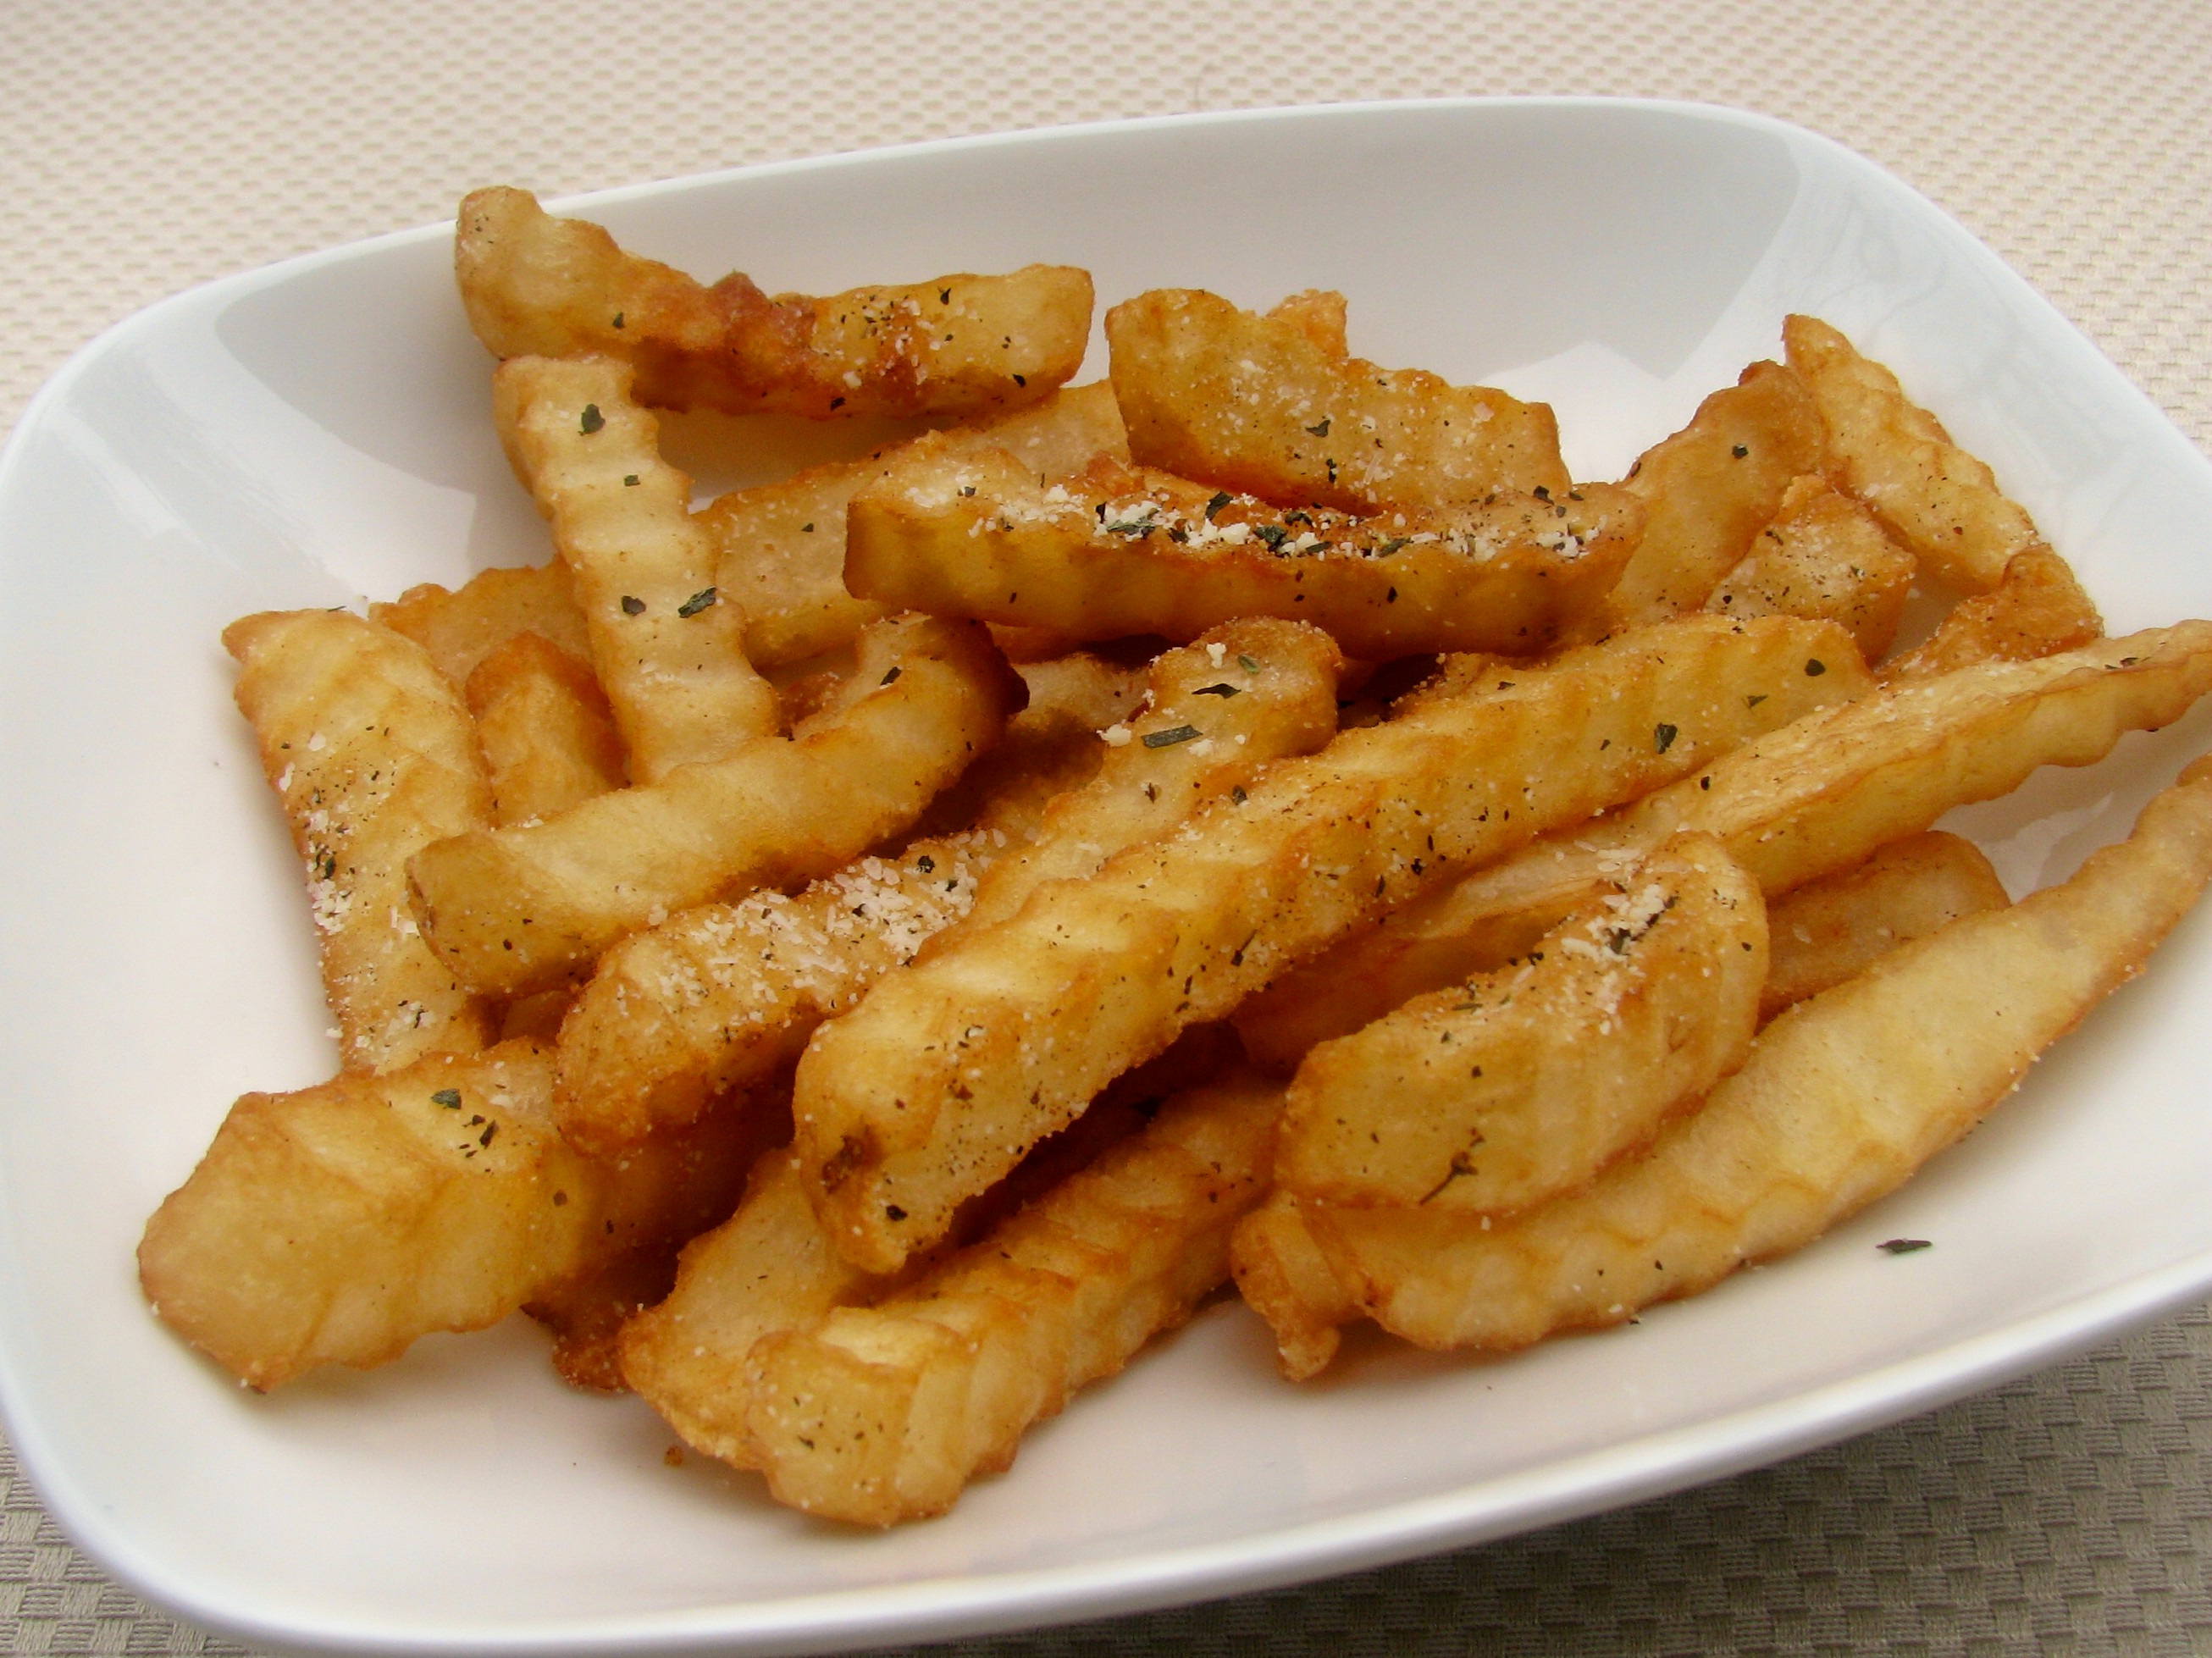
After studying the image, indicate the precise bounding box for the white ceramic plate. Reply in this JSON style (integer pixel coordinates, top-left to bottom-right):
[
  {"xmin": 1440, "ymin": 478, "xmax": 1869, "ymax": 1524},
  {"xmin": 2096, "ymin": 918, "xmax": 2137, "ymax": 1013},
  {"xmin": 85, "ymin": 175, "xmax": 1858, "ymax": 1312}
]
[{"xmin": 5, "ymin": 98, "xmax": 2212, "ymax": 1658}]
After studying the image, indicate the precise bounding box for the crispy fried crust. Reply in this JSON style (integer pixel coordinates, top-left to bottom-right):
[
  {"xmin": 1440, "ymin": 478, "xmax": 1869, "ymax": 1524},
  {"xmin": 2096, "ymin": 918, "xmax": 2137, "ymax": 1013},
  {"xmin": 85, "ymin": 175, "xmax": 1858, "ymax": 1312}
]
[
  {"xmin": 1784, "ymin": 314, "xmax": 2038, "ymax": 594},
  {"xmin": 748, "ymin": 1071, "xmax": 1282, "ymax": 1524},
  {"xmin": 701, "ymin": 383, "xmax": 1130, "ymax": 669},
  {"xmin": 1303, "ymin": 754, "xmax": 2212, "ymax": 1354},
  {"xmin": 372, "ymin": 561, "xmax": 592, "ymax": 689},
  {"xmin": 1249, "ymin": 624, "xmax": 2212, "ymax": 1056},
  {"xmin": 797, "ymin": 615, "xmax": 1869, "ymax": 1274},
  {"xmin": 407, "ymin": 615, "xmax": 1024, "ymax": 998},
  {"xmin": 552, "ymin": 620, "xmax": 1339, "ymax": 1155},
  {"xmin": 1612, "ymin": 361, "xmax": 1827, "ymax": 624},
  {"xmin": 463, "ymin": 633, "xmax": 627, "ymax": 826},
  {"xmin": 494, "ymin": 354, "xmax": 778, "ymax": 780},
  {"xmin": 1880, "ymin": 544, "xmax": 2103, "ymax": 683},
  {"xmin": 456, "ymin": 186, "xmax": 1092, "ymax": 420},
  {"xmin": 1761, "ymin": 832, "xmax": 2010, "ymax": 1020},
  {"xmin": 1228, "ymin": 1191, "xmax": 1359, "ymax": 1380},
  {"xmin": 1706, "ymin": 475, "xmax": 1917, "ymax": 660},
  {"xmin": 1278, "ymin": 835, "xmax": 1766, "ymax": 1213},
  {"xmin": 846, "ymin": 444, "xmax": 1639, "ymax": 658},
  {"xmin": 136, "ymin": 1040, "xmax": 754, "ymax": 1389},
  {"xmin": 1108, "ymin": 288, "xmax": 1570, "ymax": 511},
  {"xmin": 224, "ymin": 610, "xmax": 497, "ymax": 1073}
]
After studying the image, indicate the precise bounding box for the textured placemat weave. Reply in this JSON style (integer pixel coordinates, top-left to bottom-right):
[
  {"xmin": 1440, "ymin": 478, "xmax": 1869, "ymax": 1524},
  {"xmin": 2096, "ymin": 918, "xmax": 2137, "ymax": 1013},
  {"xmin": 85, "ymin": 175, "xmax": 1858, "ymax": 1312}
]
[{"xmin": 2, "ymin": 2, "xmax": 2208, "ymax": 1652}]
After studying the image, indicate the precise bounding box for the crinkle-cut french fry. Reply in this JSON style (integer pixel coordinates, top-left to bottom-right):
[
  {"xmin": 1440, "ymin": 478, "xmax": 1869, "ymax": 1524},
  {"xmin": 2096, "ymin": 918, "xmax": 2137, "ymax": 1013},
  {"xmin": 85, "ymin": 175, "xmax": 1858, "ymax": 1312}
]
[
  {"xmin": 1784, "ymin": 314, "xmax": 2038, "ymax": 594},
  {"xmin": 846, "ymin": 444, "xmax": 1639, "ymax": 659},
  {"xmin": 1880, "ymin": 544, "xmax": 2103, "ymax": 683},
  {"xmin": 904, "ymin": 651, "xmax": 1143, "ymax": 845},
  {"xmin": 525, "ymin": 1088, "xmax": 790, "ymax": 1393},
  {"xmin": 494, "ymin": 354, "xmax": 778, "ymax": 781},
  {"xmin": 1266, "ymin": 290, "xmax": 1349, "ymax": 357},
  {"xmin": 957, "ymin": 617, "xmax": 1343, "ymax": 936},
  {"xmin": 1229, "ymin": 1191, "xmax": 1359, "ymax": 1380},
  {"xmin": 748, "ymin": 1070, "xmax": 1282, "ymax": 1525},
  {"xmin": 552, "ymin": 621, "xmax": 1338, "ymax": 1155},
  {"xmin": 136, "ymin": 1039, "xmax": 755, "ymax": 1390},
  {"xmin": 1706, "ymin": 475, "xmax": 1916, "ymax": 659},
  {"xmin": 408, "ymin": 613, "xmax": 1022, "ymax": 999},
  {"xmin": 224, "ymin": 609, "xmax": 497, "ymax": 1074},
  {"xmin": 456, "ymin": 187, "xmax": 1092, "ymax": 420},
  {"xmin": 799, "ymin": 614, "xmax": 1868, "ymax": 1274},
  {"xmin": 620, "ymin": 1047, "xmax": 1199, "ymax": 1468},
  {"xmin": 1612, "ymin": 362, "xmax": 1827, "ymax": 625},
  {"xmin": 464, "ymin": 633, "xmax": 627, "ymax": 826},
  {"xmin": 703, "ymin": 383, "xmax": 1130, "ymax": 670},
  {"xmin": 1761, "ymin": 831, "xmax": 2009, "ymax": 1020},
  {"xmin": 1249, "ymin": 624, "xmax": 2212, "ymax": 1063},
  {"xmin": 1302, "ymin": 754, "xmax": 2212, "ymax": 1357},
  {"xmin": 1108, "ymin": 288, "xmax": 1570, "ymax": 512},
  {"xmin": 1279, "ymin": 835, "xmax": 1766, "ymax": 1214},
  {"xmin": 372, "ymin": 561, "xmax": 592, "ymax": 689}
]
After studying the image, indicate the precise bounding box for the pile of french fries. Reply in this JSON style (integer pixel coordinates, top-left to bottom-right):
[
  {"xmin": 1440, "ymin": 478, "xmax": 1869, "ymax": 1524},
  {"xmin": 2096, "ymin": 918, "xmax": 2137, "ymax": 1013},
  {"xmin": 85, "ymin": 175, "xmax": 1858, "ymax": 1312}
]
[{"xmin": 138, "ymin": 185, "xmax": 2212, "ymax": 1528}]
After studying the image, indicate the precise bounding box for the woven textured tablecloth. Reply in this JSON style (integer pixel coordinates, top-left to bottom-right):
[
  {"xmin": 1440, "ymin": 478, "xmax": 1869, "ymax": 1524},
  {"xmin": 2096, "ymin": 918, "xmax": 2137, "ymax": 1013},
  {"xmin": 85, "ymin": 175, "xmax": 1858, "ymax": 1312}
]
[{"xmin": 3, "ymin": 3, "xmax": 2209, "ymax": 1652}]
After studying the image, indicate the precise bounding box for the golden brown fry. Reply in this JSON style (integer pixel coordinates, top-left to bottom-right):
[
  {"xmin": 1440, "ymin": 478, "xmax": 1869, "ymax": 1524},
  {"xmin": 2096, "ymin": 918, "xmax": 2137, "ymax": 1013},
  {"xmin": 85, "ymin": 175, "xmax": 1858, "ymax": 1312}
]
[
  {"xmin": 1278, "ymin": 835, "xmax": 1765, "ymax": 1213},
  {"xmin": 495, "ymin": 355, "xmax": 778, "ymax": 780},
  {"xmin": 1268, "ymin": 290, "xmax": 1350, "ymax": 356},
  {"xmin": 1761, "ymin": 831, "xmax": 2009, "ymax": 1020},
  {"xmin": 225, "ymin": 610, "xmax": 497, "ymax": 1073},
  {"xmin": 958, "ymin": 618, "xmax": 1343, "ymax": 934},
  {"xmin": 799, "ymin": 614, "xmax": 1868, "ymax": 1274},
  {"xmin": 1109, "ymin": 288, "xmax": 1570, "ymax": 511},
  {"xmin": 847, "ymin": 444, "xmax": 1639, "ymax": 659},
  {"xmin": 1228, "ymin": 1191, "xmax": 1359, "ymax": 1380},
  {"xmin": 372, "ymin": 561, "xmax": 592, "ymax": 689},
  {"xmin": 1880, "ymin": 544, "xmax": 2103, "ymax": 683},
  {"xmin": 1612, "ymin": 362, "xmax": 1826, "ymax": 624},
  {"xmin": 748, "ymin": 1070, "xmax": 1282, "ymax": 1524},
  {"xmin": 136, "ymin": 1040, "xmax": 754, "ymax": 1390},
  {"xmin": 407, "ymin": 614, "xmax": 1022, "ymax": 998},
  {"xmin": 456, "ymin": 186, "xmax": 1092, "ymax": 420},
  {"xmin": 1706, "ymin": 475, "xmax": 1916, "ymax": 659},
  {"xmin": 1302, "ymin": 754, "xmax": 2212, "ymax": 1356},
  {"xmin": 1270, "ymin": 624, "xmax": 2212, "ymax": 1048},
  {"xmin": 464, "ymin": 633, "xmax": 627, "ymax": 826},
  {"xmin": 552, "ymin": 620, "xmax": 1339, "ymax": 1154},
  {"xmin": 1785, "ymin": 314, "xmax": 2038, "ymax": 594},
  {"xmin": 703, "ymin": 383, "xmax": 1130, "ymax": 669}
]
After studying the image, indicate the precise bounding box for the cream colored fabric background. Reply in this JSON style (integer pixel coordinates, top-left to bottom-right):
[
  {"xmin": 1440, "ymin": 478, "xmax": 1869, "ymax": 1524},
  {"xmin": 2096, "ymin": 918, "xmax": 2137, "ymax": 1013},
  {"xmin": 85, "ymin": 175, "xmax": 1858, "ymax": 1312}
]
[{"xmin": 2, "ymin": 1, "xmax": 2208, "ymax": 1651}]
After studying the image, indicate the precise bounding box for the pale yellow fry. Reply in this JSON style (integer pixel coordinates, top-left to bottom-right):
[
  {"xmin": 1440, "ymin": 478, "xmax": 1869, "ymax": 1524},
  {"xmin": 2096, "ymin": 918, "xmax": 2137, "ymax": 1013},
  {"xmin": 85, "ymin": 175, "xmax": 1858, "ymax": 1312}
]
[
  {"xmin": 1228, "ymin": 1191, "xmax": 1359, "ymax": 1380},
  {"xmin": 1612, "ymin": 361, "xmax": 1826, "ymax": 624},
  {"xmin": 1108, "ymin": 288, "xmax": 1570, "ymax": 511},
  {"xmin": 748, "ymin": 1070, "xmax": 1282, "ymax": 1525},
  {"xmin": 495, "ymin": 354, "xmax": 778, "ymax": 780},
  {"xmin": 1880, "ymin": 544, "xmax": 2103, "ymax": 683},
  {"xmin": 552, "ymin": 620, "xmax": 1339, "ymax": 1155},
  {"xmin": 1762, "ymin": 831, "xmax": 2009, "ymax": 1020},
  {"xmin": 959, "ymin": 617, "xmax": 1343, "ymax": 935},
  {"xmin": 224, "ymin": 610, "xmax": 496, "ymax": 1074},
  {"xmin": 701, "ymin": 382, "xmax": 1130, "ymax": 669},
  {"xmin": 1279, "ymin": 835, "xmax": 1765, "ymax": 1214},
  {"xmin": 136, "ymin": 1039, "xmax": 754, "ymax": 1390},
  {"xmin": 622, "ymin": 1150, "xmax": 900, "ymax": 1467},
  {"xmin": 798, "ymin": 614, "xmax": 1869, "ymax": 1274},
  {"xmin": 464, "ymin": 632, "xmax": 627, "ymax": 826},
  {"xmin": 1707, "ymin": 475, "xmax": 1916, "ymax": 660},
  {"xmin": 372, "ymin": 561, "xmax": 592, "ymax": 689},
  {"xmin": 456, "ymin": 186, "xmax": 1093, "ymax": 420},
  {"xmin": 846, "ymin": 443, "xmax": 1639, "ymax": 658},
  {"xmin": 407, "ymin": 614, "xmax": 1022, "ymax": 998},
  {"xmin": 1306, "ymin": 754, "xmax": 2212, "ymax": 1354},
  {"xmin": 1784, "ymin": 314, "xmax": 2038, "ymax": 594}
]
